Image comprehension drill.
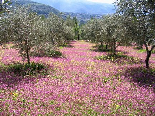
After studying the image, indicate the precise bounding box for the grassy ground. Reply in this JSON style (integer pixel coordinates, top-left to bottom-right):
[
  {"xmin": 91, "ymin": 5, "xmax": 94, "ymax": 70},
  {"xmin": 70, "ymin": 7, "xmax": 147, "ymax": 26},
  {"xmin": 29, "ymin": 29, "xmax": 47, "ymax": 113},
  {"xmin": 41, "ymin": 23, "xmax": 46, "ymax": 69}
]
[{"xmin": 0, "ymin": 41, "xmax": 155, "ymax": 115}]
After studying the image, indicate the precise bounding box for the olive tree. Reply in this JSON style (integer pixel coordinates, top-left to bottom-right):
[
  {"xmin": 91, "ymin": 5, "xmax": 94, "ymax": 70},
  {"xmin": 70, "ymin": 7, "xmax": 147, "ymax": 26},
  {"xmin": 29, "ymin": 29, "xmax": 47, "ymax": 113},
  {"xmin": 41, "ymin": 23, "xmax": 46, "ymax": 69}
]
[
  {"xmin": 102, "ymin": 15, "xmax": 130, "ymax": 55},
  {"xmin": 10, "ymin": 7, "xmax": 41, "ymax": 64},
  {"xmin": 0, "ymin": 7, "xmax": 49, "ymax": 64},
  {"xmin": 81, "ymin": 18, "xmax": 103, "ymax": 43},
  {"xmin": 116, "ymin": 0, "xmax": 155, "ymax": 68},
  {"xmin": 63, "ymin": 16, "xmax": 74, "ymax": 41},
  {"xmin": 73, "ymin": 17, "xmax": 81, "ymax": 40},
  {"xmin": 31, "ymin": 13, "xmax": 74, "ymax": 56},
  {"xmin": 1, "ymin": 4, "xmax": 77, "ymax": 64},
  {"xmin": 82, "ymin": 15, "xmax": 129, "ymax": 55}
]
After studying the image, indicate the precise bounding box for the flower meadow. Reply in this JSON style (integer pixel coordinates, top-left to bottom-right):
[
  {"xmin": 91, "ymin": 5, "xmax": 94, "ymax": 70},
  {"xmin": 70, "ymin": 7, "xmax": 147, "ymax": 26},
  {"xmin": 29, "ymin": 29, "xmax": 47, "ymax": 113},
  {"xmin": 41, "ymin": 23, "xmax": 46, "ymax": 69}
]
[{"xmin": 0, "ymin": 41, "xmax": 155, "ymax": 115}]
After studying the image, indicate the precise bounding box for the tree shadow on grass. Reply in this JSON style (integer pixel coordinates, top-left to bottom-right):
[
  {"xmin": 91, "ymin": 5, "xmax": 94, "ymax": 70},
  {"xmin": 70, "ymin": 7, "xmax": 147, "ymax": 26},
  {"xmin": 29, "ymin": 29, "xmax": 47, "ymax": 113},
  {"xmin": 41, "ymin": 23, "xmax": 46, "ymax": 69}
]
[
  {"xmin": 90, "ymin": 45, "xmax": 111, "ymax": 52},
  {"xmin": 60, "ymin": 41, "xmax": 75, "ymax": 48},
  {"xmin": 59, "ymin": 44, "xmax": 74, "ymax": 48},
  {"xmin": 0, "ymin": 62, "xmax": 49, "ymax": 88},
  {"xmin": 91, "ymin": 45, "xmax": 128, "ymax": 55},
  {"xmin": 95, "ymin": 54, "xmax": 143, "ymax": 65},
  {"xmin": 90, "ymin": 48, "xmax": 111, "ymax": 52},
  {"xmin": 0, "ymin": 71, "xmax": 36, "ymax": 88},
  {"xmin": 123, "ymin": 67, "xmax": 155, "ymax": 92}
]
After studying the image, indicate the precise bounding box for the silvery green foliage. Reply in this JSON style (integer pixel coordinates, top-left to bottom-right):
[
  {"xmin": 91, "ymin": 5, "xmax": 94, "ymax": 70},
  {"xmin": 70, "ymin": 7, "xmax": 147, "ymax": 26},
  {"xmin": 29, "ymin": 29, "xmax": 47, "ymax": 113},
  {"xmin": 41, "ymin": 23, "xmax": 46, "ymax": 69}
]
[
  {"xmin": 29, "ymin": 14, "xmax": 56, "ymax": 57},
  {"xmin": 115, "ymin": 0, "xmax": 155, "ymax": 68},
  {"xmin": 81, "ymin": 18, "xmax": 103, "ymax": 42},
  {"xmin": 0, "ymin": 0, "xmax": 12, "ymax": 14},
  {"xmin": 1, "ymin": 7, "xmax": 43, "ymax": 63},
  {"xmin": 82, "ymin": 15, "xmax": 129, "ymax": 54},
  {"xmin": 0, "ymin": 6, "xmax": 74, "ymax": 62},
  {"xmin": 46, "ymin": 13, "xmax": 64, "ymax": 45},
  {"xmin": 62, "ymin": 16, "xmax": 74, "ymax": 43},
  {"xmin": 63, "ymin": 25, "xmax": 74, "ymax": 41},
  {"xmin": 116, "ymin": 0, "xmax": 155, "ymax": 48},
  {"xmin": 46, "ymin": 13, "xmax": 74, "ymax": 45},
  {"xmin": 103, "ymin": 15, "xmax": 129, "ymax": 45}
]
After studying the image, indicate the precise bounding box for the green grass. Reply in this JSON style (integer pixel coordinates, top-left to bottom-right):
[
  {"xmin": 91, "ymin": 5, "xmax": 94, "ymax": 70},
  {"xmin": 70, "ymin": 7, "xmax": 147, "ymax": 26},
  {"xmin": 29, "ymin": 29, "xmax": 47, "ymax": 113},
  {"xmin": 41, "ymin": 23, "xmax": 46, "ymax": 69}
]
[
  {"xmin": 7, "ymin": 62, "xmax": 47, "ymax": 76},
  {"xmin": 137, "ymin": 49, "xmax": 155, "ymax": 54},
  {"xmin": 137, "ymin": 49, "xmax": 146, "ymax": 53},
  {"xmin": 48, "ymin": 50, "xmax": 62, "ymax": 58},
  {"xmin": 59, "ymin": 43, "xmax": 73, "ymax": 48},
  {"xmin": 95, "ymin": 53, "xmax": 143, "ymax": 65}
]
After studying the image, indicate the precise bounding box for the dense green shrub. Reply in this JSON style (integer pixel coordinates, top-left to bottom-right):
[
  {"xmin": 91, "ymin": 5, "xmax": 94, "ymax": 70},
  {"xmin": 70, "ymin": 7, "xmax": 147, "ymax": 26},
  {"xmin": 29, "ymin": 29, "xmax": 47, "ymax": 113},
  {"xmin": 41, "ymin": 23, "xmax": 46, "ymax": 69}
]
[
  {"xmin": 8, "ymin": 62, "xmax": 47, "ymax": 76},
  {"xmin": 49, "ymin": 50, "xmax": 62, "ymax": 57}
]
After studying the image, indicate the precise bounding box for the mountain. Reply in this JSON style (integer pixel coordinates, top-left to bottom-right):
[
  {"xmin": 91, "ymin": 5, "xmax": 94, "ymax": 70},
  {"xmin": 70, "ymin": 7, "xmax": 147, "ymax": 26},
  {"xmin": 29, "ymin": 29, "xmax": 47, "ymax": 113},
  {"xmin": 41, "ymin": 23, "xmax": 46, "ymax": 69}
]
[
  {"xmin": 62, "ymin": 12, "xmax": 104, "ymax": 25},
  {"xmin": 31, "ymin": 0, "xmax": 116, "ymax": 14},
  {"xmin": 11, "ymin": 0, "xmax": 60, "ymax": 16},
  {"xmin": 10, "ymin": 0, "xmax": 110, "ymax": 24}
]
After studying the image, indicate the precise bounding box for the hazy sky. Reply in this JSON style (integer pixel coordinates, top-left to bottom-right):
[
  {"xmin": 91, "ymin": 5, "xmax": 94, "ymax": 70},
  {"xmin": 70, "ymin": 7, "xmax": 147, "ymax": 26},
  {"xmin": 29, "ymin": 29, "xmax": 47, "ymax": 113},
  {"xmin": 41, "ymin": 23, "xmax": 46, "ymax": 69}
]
[
  {"xmin": 31, "ymin": 0, "xmax": 116, "ymax": 4},
  {"xmin": 86, "ymin": 0, "xmax": 115, "ymax": 4},
  {"xmin": 1, "ymin": 0, "xmax": 115, "ymax": 4}
]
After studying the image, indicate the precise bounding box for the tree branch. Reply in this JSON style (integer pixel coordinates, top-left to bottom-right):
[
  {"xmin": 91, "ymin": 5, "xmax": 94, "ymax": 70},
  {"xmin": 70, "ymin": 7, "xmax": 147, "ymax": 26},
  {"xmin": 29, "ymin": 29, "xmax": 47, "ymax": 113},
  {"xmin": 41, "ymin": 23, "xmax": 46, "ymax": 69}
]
[
  {"xmin": 151, "ymin": 45, "xmax": 155, "ymax": 52},
  {"xmin": 144, "ymin": 42, "xmax": 149, "ymax": 51}
]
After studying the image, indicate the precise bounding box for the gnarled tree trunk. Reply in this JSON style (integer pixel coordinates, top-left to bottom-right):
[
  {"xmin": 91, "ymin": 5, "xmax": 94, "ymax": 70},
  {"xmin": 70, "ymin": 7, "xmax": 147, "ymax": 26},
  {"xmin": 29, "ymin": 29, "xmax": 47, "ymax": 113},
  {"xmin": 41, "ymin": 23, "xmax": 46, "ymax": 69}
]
[
  {"xmin": 145, "ymin": 50, "xmax": 151, "ymax": 68},
  {"xmin": 112, "ymin": 38, "xmax": 116, "ymax": 56},
  {"xmin": 25, "ymin": 39, "xmax": 30, "ymax": 64},
  {"xmin": 106, "ymin": 44, "xmax": 108, "ymax": 50},
  {"xmin": 144, "ymin": 44, "xmax": 155, "ymax": 68}
]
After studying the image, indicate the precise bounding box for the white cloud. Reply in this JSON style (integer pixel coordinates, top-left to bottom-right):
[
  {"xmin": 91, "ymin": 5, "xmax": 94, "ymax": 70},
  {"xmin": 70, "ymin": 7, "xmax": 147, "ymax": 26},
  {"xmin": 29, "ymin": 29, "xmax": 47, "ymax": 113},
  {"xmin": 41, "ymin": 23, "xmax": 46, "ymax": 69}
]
[{"xmin": 86, "ymin": 0, "xmax": 116, "ymax": 4}]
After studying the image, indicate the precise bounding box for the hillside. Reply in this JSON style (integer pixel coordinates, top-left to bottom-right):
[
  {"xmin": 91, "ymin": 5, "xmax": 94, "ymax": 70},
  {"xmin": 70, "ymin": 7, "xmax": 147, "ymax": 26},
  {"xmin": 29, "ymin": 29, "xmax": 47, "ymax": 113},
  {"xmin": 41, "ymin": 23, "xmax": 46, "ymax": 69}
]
[
  {"xmin": 11, "ymin": 0, "xmax": 106, "ymax": 23},
  {"xmin": 32, "ymin": 0, "xmax": 116, "ymax": 14},
  {"xmin": 12, "ymin": 0, "xmax": 60, "ymax": 17},
  {"xmin": 62, "ymin": 12, "xmax": 103, "ymax": 25}
]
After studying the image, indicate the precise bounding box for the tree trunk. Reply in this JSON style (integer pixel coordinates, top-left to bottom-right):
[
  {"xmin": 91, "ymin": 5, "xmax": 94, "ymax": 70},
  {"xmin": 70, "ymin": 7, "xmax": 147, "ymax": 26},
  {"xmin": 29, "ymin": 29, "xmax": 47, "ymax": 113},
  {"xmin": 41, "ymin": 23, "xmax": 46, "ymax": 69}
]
[
  {"xmin": 144, "ymin": 43, "xmax": 155, "ymax": 69},
  {"xmin": 25, "ymin": 39, "xmax": 30, "ymax": 64},
  {"xmin": 75, "ymin": 32, "xmax": 76, "ymax": 39},
  {"xmin": 78, "ymin": 33, "xmax": 80, "ymax": 40},
  {"xmin": 100, "ymin": 41, "xmax": 103, "ymax": 50},
  {"xmin": 26, "ymin": 48, "xmax": 30, "ymax": 64},
  {"xmin": 112, "ymin": 38, "xmax": 116, "ymax": 56},
  {"xmin": 137, "ymin": 40, "xmax": 143, "ymax": 49},
  {"xmin": 106, "ymin": 44, "xmax": 108, "ymax": 50},
  {"xmin": 138, "ymin": 45, "xmax": 143, "ymax": 49},
  {"xmin": 145, "ymin": 50, "xmax": 151, "ymax": 68}
]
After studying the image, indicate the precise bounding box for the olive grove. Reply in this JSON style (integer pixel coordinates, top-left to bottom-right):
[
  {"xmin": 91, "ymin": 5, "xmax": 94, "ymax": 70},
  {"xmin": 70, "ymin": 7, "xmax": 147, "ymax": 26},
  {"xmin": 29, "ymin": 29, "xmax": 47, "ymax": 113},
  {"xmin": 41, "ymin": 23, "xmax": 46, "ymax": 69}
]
[{"xmin": 0, "ymin": 6, "xmax": 74, "ymax": 64}]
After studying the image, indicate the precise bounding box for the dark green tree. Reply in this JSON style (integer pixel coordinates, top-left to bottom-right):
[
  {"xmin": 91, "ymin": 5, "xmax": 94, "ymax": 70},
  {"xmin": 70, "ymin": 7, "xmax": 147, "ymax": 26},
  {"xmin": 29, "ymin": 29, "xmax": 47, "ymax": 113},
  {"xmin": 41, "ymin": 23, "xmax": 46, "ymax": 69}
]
[{"xmin": 73, "ymin": 17, "xmax": 80, "ymax": 40}]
